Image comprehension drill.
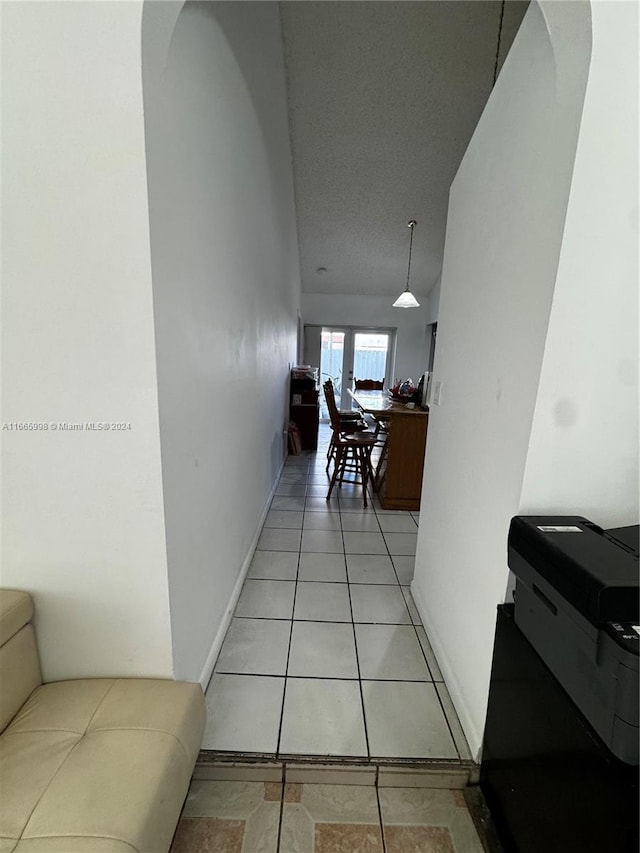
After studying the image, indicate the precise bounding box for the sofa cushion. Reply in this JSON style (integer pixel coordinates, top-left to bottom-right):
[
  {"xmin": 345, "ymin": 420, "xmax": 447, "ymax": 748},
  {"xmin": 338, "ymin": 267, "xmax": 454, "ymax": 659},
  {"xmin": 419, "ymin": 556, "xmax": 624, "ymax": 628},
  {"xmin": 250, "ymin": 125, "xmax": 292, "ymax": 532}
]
[{"xmin": 0, "ymin": 678, "xmax": 206, "ymax": 853}]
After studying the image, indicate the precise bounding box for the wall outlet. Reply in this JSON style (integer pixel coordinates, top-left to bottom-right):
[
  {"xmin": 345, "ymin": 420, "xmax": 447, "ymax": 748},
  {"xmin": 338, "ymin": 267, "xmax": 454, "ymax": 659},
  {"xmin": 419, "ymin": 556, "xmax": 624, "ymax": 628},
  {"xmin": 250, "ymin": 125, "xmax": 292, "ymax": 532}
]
[{"xmin": 433, "ymin": 380, "xmax": 443, "ymax": 406}]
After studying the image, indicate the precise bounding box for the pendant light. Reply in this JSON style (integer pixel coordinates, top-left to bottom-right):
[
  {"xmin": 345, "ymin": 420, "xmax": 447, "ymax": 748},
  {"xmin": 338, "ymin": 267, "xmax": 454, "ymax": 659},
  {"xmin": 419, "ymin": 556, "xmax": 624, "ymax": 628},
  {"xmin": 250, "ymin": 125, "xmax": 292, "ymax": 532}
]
[{"xmin": 392, "ymin": 220, "xmax": 420, "ymax": 308}]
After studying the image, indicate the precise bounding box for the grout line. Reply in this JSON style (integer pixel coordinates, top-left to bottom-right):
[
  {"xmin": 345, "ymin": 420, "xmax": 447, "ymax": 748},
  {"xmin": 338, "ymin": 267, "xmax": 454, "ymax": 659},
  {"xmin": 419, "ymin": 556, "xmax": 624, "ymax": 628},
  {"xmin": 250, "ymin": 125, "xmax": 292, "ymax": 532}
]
[
  {"xmin": 275, "ymin": 472, "xmax": 303, "ymax": 759},
  {"xmin": 275, "ymin": 768, "xmax": 286, "ymax": 853},
  {"xmin": 412, "ymin": 622, "xmax": 438, "ymax": 683},
  {"xmin": 295, "ymin": 578, "xmax": 404, "ymax": 585},
  {"xmin": 234, "ymin": 614, "xmax": 416, "ymax": 625},
  {"xmin": 341, "ymin": 505, "xmax": 372, "ymax": 761},
  {"xmin": 433, "ymin": 682, "xmax": 467, "ymax": 762},
  {"xmin": 375, "ymin": 783, "xmax": 388, "ymax": 853},
  {"xmin": 240, "ymin": 577, "xmax": 297, "ymax": 583},
  {"xmin": 414, "ymin": 631, "xmax": 463, "ymax": 759},
  {"xmin": 379, "ymin": 519, "xmax": 413, "ymax": 624},
  {"xmin": 216, "ymin": 671, "xmax": 436, "ymax": 684}
]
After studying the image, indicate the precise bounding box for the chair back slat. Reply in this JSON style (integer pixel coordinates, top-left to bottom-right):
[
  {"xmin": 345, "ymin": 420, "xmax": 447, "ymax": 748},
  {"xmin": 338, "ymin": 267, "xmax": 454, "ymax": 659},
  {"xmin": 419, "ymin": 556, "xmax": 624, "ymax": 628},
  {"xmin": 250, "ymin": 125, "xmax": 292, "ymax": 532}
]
[
  {"xmin": 322, "ymin": 380, "xmax": 342, "ymax": 431},
  {"xmin": 354, "ymin": 378, "xmax": 385, "ymax": 391}
]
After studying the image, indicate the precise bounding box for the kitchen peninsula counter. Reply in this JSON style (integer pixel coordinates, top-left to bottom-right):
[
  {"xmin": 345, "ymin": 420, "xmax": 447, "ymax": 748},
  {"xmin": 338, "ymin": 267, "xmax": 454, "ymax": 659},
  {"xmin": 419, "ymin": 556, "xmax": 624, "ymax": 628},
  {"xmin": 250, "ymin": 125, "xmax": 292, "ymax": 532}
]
[{"xmin": 348, "ymin": 390, "xmax": 429, "ymax": 511}]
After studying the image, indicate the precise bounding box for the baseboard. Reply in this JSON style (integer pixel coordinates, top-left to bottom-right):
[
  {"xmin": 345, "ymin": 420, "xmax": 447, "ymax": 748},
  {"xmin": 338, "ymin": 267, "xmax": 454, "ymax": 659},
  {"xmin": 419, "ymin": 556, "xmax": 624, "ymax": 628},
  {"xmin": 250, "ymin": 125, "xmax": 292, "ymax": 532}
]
[
  {"xmin": 410, "ymin": 579, "xmax": 483, "ymax": 762},
  {"xmin": 198, "ymin": 457, "xmax": 286, "ymax": 691}
]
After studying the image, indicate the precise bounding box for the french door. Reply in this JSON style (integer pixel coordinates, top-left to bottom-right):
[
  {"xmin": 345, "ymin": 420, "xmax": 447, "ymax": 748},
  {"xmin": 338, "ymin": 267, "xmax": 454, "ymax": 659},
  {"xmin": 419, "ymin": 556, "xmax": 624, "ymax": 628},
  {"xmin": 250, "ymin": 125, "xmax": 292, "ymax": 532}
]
[{"xmin": 305, "ymin": 326, "xmax": 395, "ymax": 417}]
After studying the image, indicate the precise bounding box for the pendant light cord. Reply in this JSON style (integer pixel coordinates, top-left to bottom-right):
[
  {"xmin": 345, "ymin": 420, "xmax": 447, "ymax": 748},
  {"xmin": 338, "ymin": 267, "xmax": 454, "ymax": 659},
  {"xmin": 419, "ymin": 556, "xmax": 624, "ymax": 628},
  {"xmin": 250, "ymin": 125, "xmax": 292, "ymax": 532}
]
[
  {"xmin": 405, "ymin": 220, "xmax": 416, "ymax": 292},
  {"xmin": 493, "ymin": 0, "xmax": 505, "ymax": 86}
]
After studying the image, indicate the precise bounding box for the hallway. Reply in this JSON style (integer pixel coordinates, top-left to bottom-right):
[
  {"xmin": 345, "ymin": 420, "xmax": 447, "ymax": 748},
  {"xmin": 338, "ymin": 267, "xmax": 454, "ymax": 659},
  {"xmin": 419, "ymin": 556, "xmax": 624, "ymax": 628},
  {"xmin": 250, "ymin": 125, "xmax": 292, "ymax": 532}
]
[{"xmin": 202, "ymin": 426, "xmax": 470, "ymax": 765}]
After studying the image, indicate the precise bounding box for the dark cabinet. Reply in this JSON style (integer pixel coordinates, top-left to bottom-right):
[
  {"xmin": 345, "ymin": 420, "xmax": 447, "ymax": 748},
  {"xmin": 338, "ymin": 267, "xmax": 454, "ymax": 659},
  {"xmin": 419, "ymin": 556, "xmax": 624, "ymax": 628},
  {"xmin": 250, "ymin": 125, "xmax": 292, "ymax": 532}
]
[
  {"xmin": 290, "ymin": 369, "xmax": 319, "ymax": 451},
  {"xmin": 480, "ymin": 605, "xmax": 639, "ymax": 852}
]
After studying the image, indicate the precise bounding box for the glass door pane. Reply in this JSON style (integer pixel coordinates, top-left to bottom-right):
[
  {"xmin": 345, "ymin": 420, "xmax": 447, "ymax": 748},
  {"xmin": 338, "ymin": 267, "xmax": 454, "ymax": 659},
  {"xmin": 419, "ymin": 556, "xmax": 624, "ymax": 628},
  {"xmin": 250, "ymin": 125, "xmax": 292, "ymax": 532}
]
[
  {"xmin": 320, "ymin": 328, "xmax": 347, "ymax": 417},
  {"xmin": 352, "ymin": 332, "xmax": 391, "ymax": 389},
  {"xmin": 318, "ymin": 326, "xmax": 395, "ymax": 419}
]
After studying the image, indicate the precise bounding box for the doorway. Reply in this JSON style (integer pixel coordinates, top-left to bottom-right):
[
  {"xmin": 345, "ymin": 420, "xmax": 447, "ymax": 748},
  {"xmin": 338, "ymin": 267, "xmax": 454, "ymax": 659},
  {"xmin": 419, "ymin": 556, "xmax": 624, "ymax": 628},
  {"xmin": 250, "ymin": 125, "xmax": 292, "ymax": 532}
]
[{"xmin": 312, "ymin": 326, "xmax": 395, "ymax": 417}]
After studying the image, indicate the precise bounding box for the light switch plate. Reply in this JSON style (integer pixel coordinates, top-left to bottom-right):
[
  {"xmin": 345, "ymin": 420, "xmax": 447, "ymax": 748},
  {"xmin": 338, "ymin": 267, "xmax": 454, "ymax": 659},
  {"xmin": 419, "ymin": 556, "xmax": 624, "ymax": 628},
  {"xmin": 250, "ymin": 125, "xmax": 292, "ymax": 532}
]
[{"xmin": 433, "ymin": 381, "xmax": 443, "ymax": 406}]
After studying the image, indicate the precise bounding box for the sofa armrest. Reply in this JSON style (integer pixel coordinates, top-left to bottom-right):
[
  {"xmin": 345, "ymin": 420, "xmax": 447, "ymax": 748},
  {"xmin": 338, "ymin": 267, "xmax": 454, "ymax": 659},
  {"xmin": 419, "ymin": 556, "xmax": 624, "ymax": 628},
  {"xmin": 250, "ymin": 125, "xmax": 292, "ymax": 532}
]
[{"xmin": 0, "ymin": 590, "xmax": 42, "ymax": 732}]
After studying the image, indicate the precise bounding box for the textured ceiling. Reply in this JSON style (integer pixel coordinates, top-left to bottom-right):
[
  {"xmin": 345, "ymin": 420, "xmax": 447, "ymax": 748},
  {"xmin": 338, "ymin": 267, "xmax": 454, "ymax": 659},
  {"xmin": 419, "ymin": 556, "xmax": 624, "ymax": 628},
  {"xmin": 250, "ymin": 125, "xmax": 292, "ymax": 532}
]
[{"xmin": 280, "ymin": 1, "xmax": 529, "ymax": 299}]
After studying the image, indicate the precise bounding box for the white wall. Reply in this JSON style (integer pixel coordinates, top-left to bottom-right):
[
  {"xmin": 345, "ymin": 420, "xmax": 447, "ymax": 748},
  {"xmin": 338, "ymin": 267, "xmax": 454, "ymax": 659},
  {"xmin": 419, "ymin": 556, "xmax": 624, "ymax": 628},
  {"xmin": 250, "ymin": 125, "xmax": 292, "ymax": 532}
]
[
  {"xmin": 1, "ymin": 2, "xmax": 173, "ymax": 680},
  {"xmin": 520, "ymin": 0, "xmax": 639, "ymax": 526},
  {"xmin": 411, "ymin": 1, "xmax": 593, "ymax": 757},
  {"xmin": 424, "ymin": 276, "xmax": 441, "ymax": 327},
  {"xmin": 302, "ymin": 293, "xmax": 429, "ymax": 383},
  {"xmin": 142, "ymin": 1, "xmax": 300, "ymax": 682}
]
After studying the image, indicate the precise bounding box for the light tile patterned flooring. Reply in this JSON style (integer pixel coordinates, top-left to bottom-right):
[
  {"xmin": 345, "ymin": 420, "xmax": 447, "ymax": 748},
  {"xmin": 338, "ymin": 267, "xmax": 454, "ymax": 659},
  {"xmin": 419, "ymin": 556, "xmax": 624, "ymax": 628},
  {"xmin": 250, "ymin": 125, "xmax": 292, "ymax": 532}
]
[
  {"xmin": 202, "ymin": 425, "xmax": 470, "ymax": 763},
  {"xmin": 171, "ymin": 780, "xmax": 483, "ymax": 853}
]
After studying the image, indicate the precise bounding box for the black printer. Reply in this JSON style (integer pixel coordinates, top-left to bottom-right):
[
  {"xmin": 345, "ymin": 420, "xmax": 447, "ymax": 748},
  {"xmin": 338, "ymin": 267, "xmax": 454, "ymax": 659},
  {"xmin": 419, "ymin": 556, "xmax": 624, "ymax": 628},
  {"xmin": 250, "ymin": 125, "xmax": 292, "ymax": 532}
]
[{"xmin": 508, "ymin": 516, "xmax": 639, "ymax": 765}]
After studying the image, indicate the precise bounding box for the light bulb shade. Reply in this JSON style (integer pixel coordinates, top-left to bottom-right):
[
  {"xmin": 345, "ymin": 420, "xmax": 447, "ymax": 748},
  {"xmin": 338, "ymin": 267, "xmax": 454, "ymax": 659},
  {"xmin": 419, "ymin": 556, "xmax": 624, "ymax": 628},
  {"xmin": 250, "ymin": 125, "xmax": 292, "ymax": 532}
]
[{"xmin": 392, "ymin": 290, "xmax": 420, "ymax": 308}]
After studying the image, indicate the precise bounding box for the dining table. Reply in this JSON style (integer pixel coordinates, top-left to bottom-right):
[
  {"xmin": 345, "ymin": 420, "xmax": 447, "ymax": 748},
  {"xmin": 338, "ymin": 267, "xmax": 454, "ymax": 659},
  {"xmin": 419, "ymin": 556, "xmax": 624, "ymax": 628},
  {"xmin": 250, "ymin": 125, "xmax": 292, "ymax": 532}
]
[{"xmin": 347, "ymin": 389, "xmax": 429, "ymax": 511}]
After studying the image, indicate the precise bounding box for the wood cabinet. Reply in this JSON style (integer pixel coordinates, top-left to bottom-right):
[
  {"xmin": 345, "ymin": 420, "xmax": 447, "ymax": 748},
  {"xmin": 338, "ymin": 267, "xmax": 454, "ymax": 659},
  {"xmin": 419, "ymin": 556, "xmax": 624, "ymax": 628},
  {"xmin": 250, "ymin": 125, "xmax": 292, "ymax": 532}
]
[
  {"xmin": 349, "ymin": 390, "xmax": 428, "ymax": 511},
  {"xmin": 290, "ymin": 369, "xmax": 319, "ymax": 451},
  {"xmin": 376, "ymin": 411, "xmax": 428, "ymax": 510}
]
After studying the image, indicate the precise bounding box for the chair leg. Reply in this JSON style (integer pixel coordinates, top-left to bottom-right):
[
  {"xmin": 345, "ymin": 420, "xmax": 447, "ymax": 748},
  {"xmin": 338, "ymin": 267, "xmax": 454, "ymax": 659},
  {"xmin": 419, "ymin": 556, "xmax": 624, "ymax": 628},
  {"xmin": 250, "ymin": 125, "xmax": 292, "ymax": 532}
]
[
  {"xmin": 328, "ymin": 439, "xmax": 375, "ymax": 507},
  {"xmin": 326, "ymin": 432, "xmax": 337, "ymax": 473},
  {"xmin": 326, "ymin": 445, "xmax": 344, "ymax": 501},
  {"xmin": 374, "ymin": 440, "xmax": 388, "ymax": 488},
  {"xmin": 357, "ymin": 445, "xmax": 368, "ymax": 507},
  {"xmin": 362, "ymin": 444, "xmax": 374, "ymax": 495},
  {"xmin": 336, "ymin": 444, "xmax": 350, "ymax": 488},
  {"xmin": 326, "ymin": 433, "xmax": 333, "ymax": 461}
]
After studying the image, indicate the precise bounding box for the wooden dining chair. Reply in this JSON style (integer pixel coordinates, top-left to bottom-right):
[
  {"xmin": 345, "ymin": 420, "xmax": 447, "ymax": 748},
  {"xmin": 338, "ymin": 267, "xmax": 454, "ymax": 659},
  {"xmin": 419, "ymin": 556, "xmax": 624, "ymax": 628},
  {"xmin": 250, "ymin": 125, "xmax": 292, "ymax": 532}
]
[
  {"xmin": 323, "ymin": 379, "xmax": 370, "ymax": 470},
  {"xmin": 353, "ymin": 378, "xmax": 385, "ymax": 391},
  {"xmin": 352, "ymin": 378, "xmax": 389, "ymax": 447},
  {"xmin": 326, "ymin": 430, "xmax": 377, "ymax": 507},
  {"xmin": 323, "ymin": 378, "xmax": 361, "ymax": 420},
  {"xmin": 324, "ymin": 385, "xmax": 377, "ymax": 507}
]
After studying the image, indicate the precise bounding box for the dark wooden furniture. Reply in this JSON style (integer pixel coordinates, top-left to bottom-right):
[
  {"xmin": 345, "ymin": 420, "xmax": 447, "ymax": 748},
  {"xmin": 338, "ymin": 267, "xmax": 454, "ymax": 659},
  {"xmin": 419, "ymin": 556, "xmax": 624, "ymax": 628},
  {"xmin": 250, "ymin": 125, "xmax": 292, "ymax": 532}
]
[
  {"xmin": 323, "ymin": 380, "xmax": 369, "ymax": 470},
  {"xmin": 323, "ymin": 379, "xmax": 363, "ymax": 423},
  {"xmin": 290, "ymin": 370, "xmax": 319, "ymax": 450},
  {"xmin": 354, "ymin": 378, "xmax": 385, "ymax": 390},
  {"xmin": 353, "ymin": 379, "xmax": 389, "ymax": 444},
  {"xmin": 326, "ymin": 430, "xmax": 377, "ymax": 508},
  {"xmin": 349, "ymin": 390, "xmax": 428, "ymax": 511},
  {"xmin": 324, "ymin": 380, "xmax": 376, "ymax": 507}
]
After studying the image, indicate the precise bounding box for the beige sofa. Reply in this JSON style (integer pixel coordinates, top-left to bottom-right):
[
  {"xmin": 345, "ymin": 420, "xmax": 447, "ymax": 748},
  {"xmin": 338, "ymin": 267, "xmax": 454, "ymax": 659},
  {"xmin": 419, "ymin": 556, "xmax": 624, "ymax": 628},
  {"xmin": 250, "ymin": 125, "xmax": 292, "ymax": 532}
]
[{"xmin": 0, "ymin": 589, "xmax": 206, "ymax": 853}]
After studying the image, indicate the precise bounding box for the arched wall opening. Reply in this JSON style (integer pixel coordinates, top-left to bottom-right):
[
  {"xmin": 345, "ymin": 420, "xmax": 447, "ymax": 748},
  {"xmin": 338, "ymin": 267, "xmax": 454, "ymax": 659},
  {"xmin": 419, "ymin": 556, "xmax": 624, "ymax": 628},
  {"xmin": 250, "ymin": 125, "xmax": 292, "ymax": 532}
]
[{"xmin": 141, "ymin": 1, "xmax": 301, "ymax": 682}]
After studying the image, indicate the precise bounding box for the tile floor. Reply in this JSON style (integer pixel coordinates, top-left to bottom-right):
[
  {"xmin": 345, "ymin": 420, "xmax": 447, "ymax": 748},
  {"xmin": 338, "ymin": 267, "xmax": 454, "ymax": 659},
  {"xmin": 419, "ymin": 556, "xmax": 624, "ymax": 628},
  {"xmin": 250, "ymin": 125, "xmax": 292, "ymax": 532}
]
[
  {"xmin": 170, "ymin": 780, "xmax": 484, "ymax": 853},
  {"xmin": 203, "ymin": 425, "xmax": 470, "ymax": 763}
]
